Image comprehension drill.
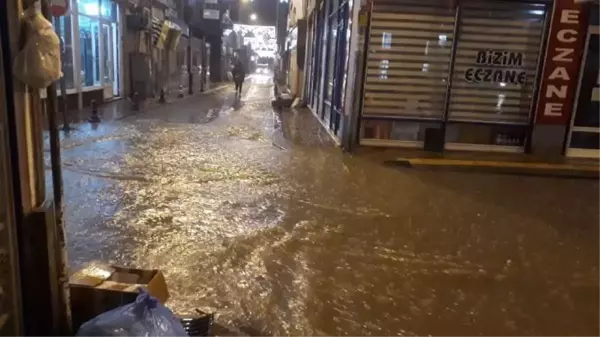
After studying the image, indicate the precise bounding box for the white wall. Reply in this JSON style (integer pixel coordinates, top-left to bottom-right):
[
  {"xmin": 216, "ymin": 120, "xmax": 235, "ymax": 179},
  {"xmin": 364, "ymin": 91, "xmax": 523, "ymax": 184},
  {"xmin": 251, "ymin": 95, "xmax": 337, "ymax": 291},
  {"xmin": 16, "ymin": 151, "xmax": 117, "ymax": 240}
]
[{"xmin": 289, "ymin": 0, "xmax": 306, "ymax": 26}]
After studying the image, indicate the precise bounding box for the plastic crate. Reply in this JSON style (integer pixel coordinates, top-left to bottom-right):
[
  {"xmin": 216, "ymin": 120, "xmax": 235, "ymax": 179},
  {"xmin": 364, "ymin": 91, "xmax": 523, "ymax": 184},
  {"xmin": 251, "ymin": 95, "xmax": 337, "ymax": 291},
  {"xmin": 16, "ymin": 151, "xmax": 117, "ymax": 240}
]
[{"xmin": 179, "ymin": 311, "xmax": 214, "ymax": 336}]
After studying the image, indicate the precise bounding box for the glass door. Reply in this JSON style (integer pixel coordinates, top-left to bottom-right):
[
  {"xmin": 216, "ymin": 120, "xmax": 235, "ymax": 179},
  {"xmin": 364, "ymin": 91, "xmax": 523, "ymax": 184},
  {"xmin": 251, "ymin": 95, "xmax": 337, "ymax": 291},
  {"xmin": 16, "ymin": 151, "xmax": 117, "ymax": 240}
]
[
  {"xmin": 331, "ymin": 2, "xmax": 349, "ymax": 136},
  {"xmin": 566, "ymin": 7, "xmax": 599, "ymax": 158},
  {"xmin": 101, "ymin": 22, "xmax": 114, "ymax": 100},
  {"xmin": 316, "ymin": 4, "xmax": 327, "ymax": 119},
  {"xmin": 112, "ymin": 22, "xmax": 119, "ymax": 96},
  {"xmin": 311, "ymin": 11, "xmax": 322, "ymax": 109}
]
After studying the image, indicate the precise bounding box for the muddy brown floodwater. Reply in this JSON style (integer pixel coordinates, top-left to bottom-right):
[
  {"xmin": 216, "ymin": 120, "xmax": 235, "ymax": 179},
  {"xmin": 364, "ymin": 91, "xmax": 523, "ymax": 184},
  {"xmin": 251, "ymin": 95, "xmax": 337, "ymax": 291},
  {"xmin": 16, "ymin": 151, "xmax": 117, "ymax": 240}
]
[{"xmin": 48, "ymin": 75, "xmax": 599, "ymax": 336}]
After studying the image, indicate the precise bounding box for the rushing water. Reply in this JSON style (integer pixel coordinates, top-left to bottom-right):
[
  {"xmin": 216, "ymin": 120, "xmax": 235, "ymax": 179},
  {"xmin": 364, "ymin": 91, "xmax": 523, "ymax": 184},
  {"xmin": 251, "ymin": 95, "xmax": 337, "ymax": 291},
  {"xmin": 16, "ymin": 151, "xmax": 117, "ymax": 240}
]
[{"xmin": 48, "ymin": 75, "xmax": 599, "ymax": 336}]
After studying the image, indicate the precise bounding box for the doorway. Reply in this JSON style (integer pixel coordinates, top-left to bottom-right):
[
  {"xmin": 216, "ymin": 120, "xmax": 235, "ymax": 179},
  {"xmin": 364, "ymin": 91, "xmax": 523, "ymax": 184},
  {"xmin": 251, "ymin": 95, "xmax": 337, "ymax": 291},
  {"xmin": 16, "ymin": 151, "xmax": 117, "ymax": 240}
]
[
  {"xmin": 565, "ymin": 8, "xmax": 599, "ymax": 159},
  {"xmin": 100, "ymin": 21, "xmax": 118, "ymax": 99}
]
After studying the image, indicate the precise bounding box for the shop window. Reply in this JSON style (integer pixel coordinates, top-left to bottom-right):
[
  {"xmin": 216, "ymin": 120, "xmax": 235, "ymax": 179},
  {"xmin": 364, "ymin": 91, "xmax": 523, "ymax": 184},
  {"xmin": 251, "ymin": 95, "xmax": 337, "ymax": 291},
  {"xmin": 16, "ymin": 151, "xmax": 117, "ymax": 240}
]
[
  {"xmin": 100, "ymin": 0, "xmax": 116, "ymax": 20},
  {"xmin": 177, "ymin": 50, "xmax": 185, "ymax": 69},
  {"xmin": 445, "ymin": 123, "xmax": 527, "ymax": 147},
  {"xmin": 52, "ymin": 15, "xmax": 75, "ymax": 90},
  {"xmin": 325, "ymin": 19, "xmax": 337, "ymax": 101},
  {"xmin": 362, "ymin": 0, "xmax": 455, "ymax": 119},
  {"xmin": 573, "ymin": 32, "xmax": 599, "ymax": 128},
  {"xmin": 361, "ymin": 120, "xmax": 440, "ymax": 142},
  {"xmin": 448, "ymin": 1, "xmax": 547, "ymax": 124},
  {"xmin": 570, "ymin": 132, "xmax": 600, "ymax": 150},
  {"xmin": 78, "ymin": 0, "xmax": 100, "ymax": 16},
  {"xmin": 79, "ymin": 15, "xmax": 101, "ymax": 87}
]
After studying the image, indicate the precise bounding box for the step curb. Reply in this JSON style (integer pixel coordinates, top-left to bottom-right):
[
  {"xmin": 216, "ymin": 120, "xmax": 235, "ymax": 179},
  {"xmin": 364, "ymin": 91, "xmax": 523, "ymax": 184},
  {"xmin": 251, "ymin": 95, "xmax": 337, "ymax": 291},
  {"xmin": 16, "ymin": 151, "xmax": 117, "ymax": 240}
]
[{"xmin": 387, "ymin": 157, "xmax": 600, "ymax": 179}]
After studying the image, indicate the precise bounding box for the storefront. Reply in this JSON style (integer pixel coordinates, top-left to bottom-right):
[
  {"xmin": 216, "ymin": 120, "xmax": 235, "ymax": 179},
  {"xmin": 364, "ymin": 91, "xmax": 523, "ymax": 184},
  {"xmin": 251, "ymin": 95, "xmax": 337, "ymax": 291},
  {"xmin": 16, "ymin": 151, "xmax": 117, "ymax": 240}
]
[
  {"xmin": 306, "ymin": 2, "xmax": 324, "ymax": 112},
  {"xmin": 46, "ymin": 0, "xmax": 123, "ymax": 108},
  {"xmin": 286, "ymin": 25, "xmax": 300, "ymax": 94},
  {"xmin": 305, "ymin": 0, "xmax": 351, "ymax": 141},
  {"xmin": 566, "ymin": 4, "xmax": 599, "ymax": 158},
  {"xmin": 358, "ymin": 0, "xmax": 550, "ymax": 152}
]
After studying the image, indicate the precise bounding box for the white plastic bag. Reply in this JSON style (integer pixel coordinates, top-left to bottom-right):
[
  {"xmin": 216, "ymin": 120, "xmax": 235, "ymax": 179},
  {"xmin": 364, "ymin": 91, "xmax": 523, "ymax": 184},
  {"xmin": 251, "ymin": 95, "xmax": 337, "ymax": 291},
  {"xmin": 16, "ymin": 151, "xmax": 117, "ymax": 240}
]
[
  {"xmin": 13, "ymin": 8, "xmax": 62, "ymax": 89},
  {"xmin": 76, "ymin": 289, "xmax": 188, "ymax": 336}
]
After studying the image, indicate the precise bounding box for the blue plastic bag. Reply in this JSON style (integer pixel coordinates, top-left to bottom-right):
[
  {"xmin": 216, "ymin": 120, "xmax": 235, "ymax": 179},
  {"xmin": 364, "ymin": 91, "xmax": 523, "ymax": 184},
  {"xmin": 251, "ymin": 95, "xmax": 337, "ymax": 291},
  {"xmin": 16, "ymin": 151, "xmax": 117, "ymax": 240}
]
[{"xmin": 76, "ymin": 289, "xmax": 188, "ymax": 336}]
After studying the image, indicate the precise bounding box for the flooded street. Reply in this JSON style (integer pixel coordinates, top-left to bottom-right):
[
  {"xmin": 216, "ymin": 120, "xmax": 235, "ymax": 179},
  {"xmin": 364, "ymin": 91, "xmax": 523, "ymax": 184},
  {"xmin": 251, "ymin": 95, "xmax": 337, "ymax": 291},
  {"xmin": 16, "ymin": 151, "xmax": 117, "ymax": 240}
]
[{"xmin": 47, "ymin": 75, "xmax": 598, "ymax": 335}]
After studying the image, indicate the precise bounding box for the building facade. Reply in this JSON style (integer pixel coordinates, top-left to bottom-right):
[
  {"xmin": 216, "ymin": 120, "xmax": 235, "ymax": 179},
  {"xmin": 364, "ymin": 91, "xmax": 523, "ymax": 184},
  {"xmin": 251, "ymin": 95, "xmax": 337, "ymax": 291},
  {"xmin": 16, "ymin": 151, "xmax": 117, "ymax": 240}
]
[
  {"xmin": 44, "ymin": 0, "xmax": 234, "ymax": 112},
  {"xmin": 285, "ymin": 0, "xmax": 306, "ymax": 97},
  {"xmin": 565, "ymin": 4, "xmax": 599, "ymax": 158},
  {"xmin": 44, "ymin": 0, "xmax": 125, "ymax": 109},
  {"xmin": 303, "ymin": 0, "xmax": 351, "ymax": 142},
  {"xmin": 301, "ymin": 0, "xmax": 598, "ymax": 158}
]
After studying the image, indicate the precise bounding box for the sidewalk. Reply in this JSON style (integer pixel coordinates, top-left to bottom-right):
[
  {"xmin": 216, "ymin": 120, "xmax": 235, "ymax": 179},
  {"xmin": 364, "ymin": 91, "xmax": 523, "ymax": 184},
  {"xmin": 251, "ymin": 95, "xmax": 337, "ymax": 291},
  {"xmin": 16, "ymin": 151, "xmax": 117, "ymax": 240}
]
[
  {"xmin": 273, "ymin": 107, "xmax": 336, "ymax": 149},
  {"xmin": 357, "ymin": 147, "xmax": 599, "ymax": 179},
  {"xmin": 43, "ymin": 81, "xmax": 233, "ymax": 151},
  {"xmin": 56, "ymin": 81, "xmax": 230, "ymax": 126}
]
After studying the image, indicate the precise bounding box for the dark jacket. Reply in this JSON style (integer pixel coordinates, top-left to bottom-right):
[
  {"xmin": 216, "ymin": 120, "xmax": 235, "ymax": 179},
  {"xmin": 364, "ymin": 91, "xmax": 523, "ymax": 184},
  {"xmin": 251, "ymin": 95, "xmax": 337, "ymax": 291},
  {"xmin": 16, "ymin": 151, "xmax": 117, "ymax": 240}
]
[{"xmin": 232, "ymin": 61, "xmax": 245, "ymax": 82}]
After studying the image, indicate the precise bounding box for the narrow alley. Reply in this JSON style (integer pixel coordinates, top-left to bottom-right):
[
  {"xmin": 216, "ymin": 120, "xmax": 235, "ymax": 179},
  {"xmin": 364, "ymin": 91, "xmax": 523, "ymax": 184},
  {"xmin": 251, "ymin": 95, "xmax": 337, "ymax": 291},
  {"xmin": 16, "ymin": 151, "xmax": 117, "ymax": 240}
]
[{"xmin": 46, "ymin": 75, "xmax": 599, "ymax": 336}]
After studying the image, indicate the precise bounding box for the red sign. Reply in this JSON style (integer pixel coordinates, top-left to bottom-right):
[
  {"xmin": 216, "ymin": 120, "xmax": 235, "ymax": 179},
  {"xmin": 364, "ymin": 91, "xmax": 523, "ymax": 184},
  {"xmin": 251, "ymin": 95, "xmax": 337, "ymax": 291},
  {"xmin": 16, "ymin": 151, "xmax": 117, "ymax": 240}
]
[
  {"xmin": 535, "ymin": 1, "xmax": 590, "ymax": 125},
  {"xmin": 51, "ymin": 0, "xmax": 69, "ymax": 16}
]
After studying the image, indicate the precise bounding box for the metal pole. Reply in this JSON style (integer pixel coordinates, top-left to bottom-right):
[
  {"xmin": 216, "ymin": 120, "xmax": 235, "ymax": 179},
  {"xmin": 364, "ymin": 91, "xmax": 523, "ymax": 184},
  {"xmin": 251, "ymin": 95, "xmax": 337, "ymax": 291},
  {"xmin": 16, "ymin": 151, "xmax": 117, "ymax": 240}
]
[
  {"xmin": 40, "ymin": 1, "xmax": 72, "ymax": 335},
  {"xmin": 54, "ymin": 17, "xmax": 70, "ymax": 131},
  {"xmin": 149, "ymin": 0, "xmax": 155, "ymax": 97},
  {"xmin": 187, "ymin": 27, "xmax": 193, "ymax": 94},
  {"xmin": 201, "ymin": 36, "xmax": 206, "ymax": 92},
  {"xmin": 164, "ymin": 47, "xmax": 169, "ymax": 99},
  {"xmin": 439, "ymin": 3, "xmax": 462, "ymax": 151},
  {"xmin": 200, "ymin": 0, "xmax": 206, "ymax": 92},
  {"xmin": 184, "ymin": 0, "xmax": 194, "ymax": 95}
]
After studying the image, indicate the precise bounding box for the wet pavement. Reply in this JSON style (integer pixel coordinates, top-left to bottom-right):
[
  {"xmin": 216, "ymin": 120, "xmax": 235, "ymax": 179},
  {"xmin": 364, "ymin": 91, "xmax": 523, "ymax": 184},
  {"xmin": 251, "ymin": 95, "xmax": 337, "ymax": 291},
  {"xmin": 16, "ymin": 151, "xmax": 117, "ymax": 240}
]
[{"xmin": 46, "ymin": 74, "xmax": 599, "ymax": 336}]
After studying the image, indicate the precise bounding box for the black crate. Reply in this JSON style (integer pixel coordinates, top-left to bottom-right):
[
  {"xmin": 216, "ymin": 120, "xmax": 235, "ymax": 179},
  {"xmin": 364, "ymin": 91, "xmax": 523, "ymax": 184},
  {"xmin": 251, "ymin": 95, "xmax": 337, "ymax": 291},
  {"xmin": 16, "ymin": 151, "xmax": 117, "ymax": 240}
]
[{"xmin": 180, "ymin": 311, "xmax": 214, "ymax": 336}]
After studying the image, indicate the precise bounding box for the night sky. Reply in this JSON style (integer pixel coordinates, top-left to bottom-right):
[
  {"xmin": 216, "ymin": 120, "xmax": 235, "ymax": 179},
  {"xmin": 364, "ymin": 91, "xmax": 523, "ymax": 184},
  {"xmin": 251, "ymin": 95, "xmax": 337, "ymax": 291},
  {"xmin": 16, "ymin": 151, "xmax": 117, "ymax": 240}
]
[{"xmin": 230, "ymin": 0, "xmax": 280, "ymax": 26}]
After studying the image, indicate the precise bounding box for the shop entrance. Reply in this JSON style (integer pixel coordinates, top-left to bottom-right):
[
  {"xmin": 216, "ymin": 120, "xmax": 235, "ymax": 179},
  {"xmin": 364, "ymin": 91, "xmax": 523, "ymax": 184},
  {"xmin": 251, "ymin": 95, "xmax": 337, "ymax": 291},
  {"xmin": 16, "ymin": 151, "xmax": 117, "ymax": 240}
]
[
  {"xmin": 306, "ymin": 0, "xmax": 350, "ymax": 140},
  {"xmin": 100, "ymin": 21, "xmax": 118, "ymax": 100},
  {"xmin": 359, "ymin": 0, "xmax": 549, "ymax": 153},
  {"xmin": 565, "ymin": 6, "xmax": 599, "ymax": 159}
]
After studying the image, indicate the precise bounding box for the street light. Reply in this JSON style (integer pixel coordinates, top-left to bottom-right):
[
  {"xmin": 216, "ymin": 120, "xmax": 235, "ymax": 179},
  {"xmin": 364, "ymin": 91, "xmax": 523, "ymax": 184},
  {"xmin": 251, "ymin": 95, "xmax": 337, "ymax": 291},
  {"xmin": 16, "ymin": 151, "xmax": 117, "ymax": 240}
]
[{"xmin": 250, "ymin": 13, "xmax": 257, "ymax": 21}]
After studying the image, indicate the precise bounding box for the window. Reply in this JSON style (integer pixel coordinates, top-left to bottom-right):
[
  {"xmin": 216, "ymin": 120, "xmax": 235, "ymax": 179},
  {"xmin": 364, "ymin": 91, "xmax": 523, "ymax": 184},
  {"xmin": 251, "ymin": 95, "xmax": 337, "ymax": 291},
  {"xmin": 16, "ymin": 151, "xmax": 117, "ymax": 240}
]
[
  {"xmin": 325, "ymin": 18, "xmax": 337, "ymax": 101},
  {"xmin": 78, "ymin": 0, "xmax": 100, "ymax": 16},
  {"xmin": 448, "ymin": 1, "xmax": 547, "ymax": 124},
  {"xmin": 78, "ymin": 15, "xmax": 101, "ymax": 87},
  {"xmin": 362, "ymin": 0, "xmax": 455, "ymax": 119},
  {"xmin": 52, "ymin": 15, "xmax": 75, "ymax": 89},
  {"xmin": 100, "ymin": 0, "xmax": 116, "ymax": 20}
]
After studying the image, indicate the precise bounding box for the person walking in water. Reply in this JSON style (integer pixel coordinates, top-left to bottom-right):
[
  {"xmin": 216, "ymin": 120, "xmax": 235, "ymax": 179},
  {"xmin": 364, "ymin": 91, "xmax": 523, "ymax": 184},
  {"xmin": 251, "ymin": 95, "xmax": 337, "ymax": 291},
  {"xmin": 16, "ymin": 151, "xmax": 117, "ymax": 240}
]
[{"xmin": 232, "ymin": 57, "xmax": 246, "ymax": 97}]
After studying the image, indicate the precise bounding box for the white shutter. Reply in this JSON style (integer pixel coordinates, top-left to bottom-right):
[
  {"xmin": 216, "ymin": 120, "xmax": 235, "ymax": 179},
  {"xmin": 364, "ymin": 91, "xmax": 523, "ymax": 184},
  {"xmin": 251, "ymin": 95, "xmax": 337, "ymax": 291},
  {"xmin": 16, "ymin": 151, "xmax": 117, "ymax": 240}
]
[
  {"xmin": 448, "ymin": 1, "xmax": 547, "ymax": 124},
  {"xmin": 362, "ymin": 0, "xmax": 456, "ymax": 119}
]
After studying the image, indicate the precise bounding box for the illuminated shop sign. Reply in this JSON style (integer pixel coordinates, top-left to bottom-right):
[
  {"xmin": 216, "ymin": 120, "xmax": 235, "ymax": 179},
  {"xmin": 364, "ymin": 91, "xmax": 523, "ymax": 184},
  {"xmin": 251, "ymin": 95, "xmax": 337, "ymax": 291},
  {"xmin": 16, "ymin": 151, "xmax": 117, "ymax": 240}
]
[
  {"xmin": 535, "ymin": 1, "xmax": 590, "ymax": 125},
  {"xmin": 464, "ymin": 50, "xmax": 527, "ymax": 85},
  {"xmin": 203, "ymin": 9, "xmax": 220, "ymax": 20}
]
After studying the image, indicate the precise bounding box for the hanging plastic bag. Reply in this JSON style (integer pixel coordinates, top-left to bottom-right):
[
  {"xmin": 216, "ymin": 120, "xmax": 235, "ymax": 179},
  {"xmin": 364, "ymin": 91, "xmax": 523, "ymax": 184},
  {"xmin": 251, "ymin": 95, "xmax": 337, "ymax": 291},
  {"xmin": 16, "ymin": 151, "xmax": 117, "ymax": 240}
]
[
  {"xmin": 76, "ymin": 289, "xmax": 188, "ymax": 336},
  {"xmin": 13, "ymin": 7, "xmax": 62, "ymax": 89}
]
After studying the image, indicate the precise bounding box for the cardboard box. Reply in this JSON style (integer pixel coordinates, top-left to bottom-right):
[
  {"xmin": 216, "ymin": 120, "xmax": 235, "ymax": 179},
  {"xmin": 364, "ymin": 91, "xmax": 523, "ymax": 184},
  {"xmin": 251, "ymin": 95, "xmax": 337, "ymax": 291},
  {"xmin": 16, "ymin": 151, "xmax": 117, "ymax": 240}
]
[{"xmin": 69, "ymin": 261, "xmax": 169, "ymax": 331}]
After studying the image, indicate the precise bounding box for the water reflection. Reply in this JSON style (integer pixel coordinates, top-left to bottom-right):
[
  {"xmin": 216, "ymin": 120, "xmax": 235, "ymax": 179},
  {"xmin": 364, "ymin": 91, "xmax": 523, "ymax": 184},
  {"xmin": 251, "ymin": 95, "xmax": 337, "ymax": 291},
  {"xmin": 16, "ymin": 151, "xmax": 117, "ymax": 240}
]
[{"xmin": 49, "ymin": 77, "xmax": 600, "ymax": 336}]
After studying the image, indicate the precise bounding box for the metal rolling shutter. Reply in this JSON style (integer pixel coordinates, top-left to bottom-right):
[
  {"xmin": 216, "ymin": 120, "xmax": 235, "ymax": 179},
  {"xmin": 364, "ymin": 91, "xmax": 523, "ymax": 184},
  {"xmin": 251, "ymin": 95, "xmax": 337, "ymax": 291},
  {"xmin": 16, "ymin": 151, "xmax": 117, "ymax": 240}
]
[
  {"xmin": 362, "ymin": 0, "xmax": 456, "ymax": 119},
  {"xmin": 448, "ymin": 1, "xmax": 547, "ymax": 124}
]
